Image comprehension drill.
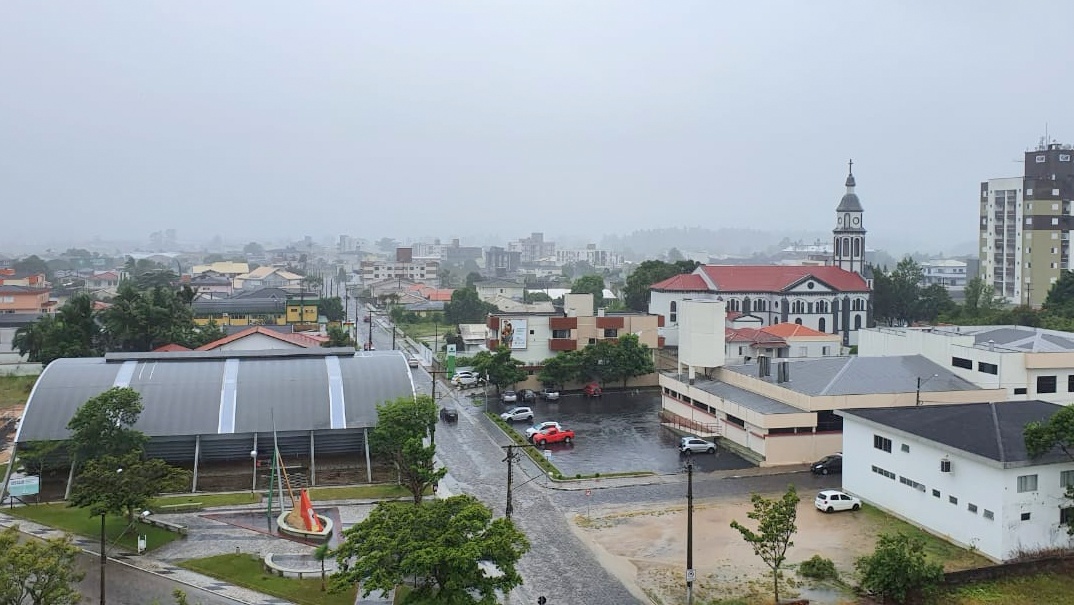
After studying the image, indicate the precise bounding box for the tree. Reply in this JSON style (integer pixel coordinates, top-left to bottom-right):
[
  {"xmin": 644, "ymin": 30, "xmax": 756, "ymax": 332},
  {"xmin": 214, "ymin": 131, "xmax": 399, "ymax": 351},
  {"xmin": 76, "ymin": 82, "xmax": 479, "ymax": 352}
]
[
  {"xmin": 465, "ymin": 271, "xmax": 483, "ymax": 288},
  {"xmin": 243, "ymin": 241, "xmax": 264, "ymax": 256},
  {"xmin": 13, "ymin": 293, "xmax": 101, "ymax": 366},
  {"xmin": 12, "ymin": 255, "xmax": 50, "ymax": 281},
  {"xmin": 443, "ymin": 288, "xmax": 498, "ymax": 325},
  {"xmin": 318, "ymin": 297, "xmax": 346, "ymax": 322},
  {"xmin": 323, "ymin": 325, "xmax": 354, "ymax": 348},
  {"xmin": 0, "ymin": 525, "xmax": 84, "ymax": 605},
  {"xmin": 855, "ymin": 532, "xmax": 944, "ymax": 604},
  {"xmin": 332, "ymin": 495, "xmax": 529, "ymax": 604},
  {"xmin": 570, "ymin": 275, "xmax": 605, "ymax": 312},
  {"xmin": 1044, "ymin": 270, "xmax": 1074, "ymax": 317},
  {"xmin": 1025, "ymin": 405, "xmax": 1074, "ymax": 532},
  {"xmin": 537, "ymin": 350, "xmax": 583, "ymax": 389},
  {"xmin": 729, "ymin": 486, "xmax": 800, "ymax": 604},
  {"xmin": 66, "ymin": 387, "xmax": 147, "ymax": 463},
  {"xmin": 562, "ymin": 260, "xmax": 598, "ymax": 280},
  {"xmin": 962, "ymin": 275, "xmax": 994, "ymax": 316},
  {"xmin": 98, "ymin": 282, "xmax": 216, "ymax": 351},
  {"xmin": 69, "ymin": 451, "xmax": 191, "ymax": 522},
  {"xmin": 314, "ymin": 544, "xmax": 332, "ymax": 592},
  {"xmin": 606, "ymin": 333, "xmax": 655, "ymax": 387},
  {"xmin": 369, "ymin": 396, "xmax": 444, "ymax": 505},
  {"xmin": 622, "ymin": 259, "xmax": 699, "ymax": 312},
  {"xmin": 523, "ymin": 291, "xmax": 552, "ymax": 304},
  {"xmin": 916, "ymin": 284, "xmax": 956, "ymax": 323},
  {"xmin": 472, "ymin": 347, "xmax": 527, "ymax": 392}
]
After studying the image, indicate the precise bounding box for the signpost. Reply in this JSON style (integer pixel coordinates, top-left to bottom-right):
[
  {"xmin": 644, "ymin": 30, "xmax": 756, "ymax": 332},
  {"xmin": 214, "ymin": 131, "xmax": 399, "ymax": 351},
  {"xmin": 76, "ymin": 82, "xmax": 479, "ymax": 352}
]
[{"xmin": 8, "ymin": 475, "xmax": 40, "ymax": 497}]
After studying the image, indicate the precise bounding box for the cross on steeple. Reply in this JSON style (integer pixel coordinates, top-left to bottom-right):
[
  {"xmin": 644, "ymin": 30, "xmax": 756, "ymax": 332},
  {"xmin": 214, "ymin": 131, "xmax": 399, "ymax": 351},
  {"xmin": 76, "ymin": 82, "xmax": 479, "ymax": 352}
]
[{"xmin": 848, "ymin": 158, "xmax": 853, "ymax": 175}]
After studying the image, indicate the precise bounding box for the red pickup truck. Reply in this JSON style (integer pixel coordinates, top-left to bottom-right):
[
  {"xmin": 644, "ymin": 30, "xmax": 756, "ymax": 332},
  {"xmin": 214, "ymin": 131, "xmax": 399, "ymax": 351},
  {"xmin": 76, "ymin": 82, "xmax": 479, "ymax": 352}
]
[{"xmin": 532, "ymin": 426, "xmax": 575, "ymax": 446}]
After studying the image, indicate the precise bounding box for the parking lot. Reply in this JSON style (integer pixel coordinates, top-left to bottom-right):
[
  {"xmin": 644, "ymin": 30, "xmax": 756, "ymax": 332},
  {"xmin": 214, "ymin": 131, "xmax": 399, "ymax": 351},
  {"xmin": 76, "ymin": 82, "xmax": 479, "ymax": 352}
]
[{"xmin": 494, "ymin": 390, "xmax": 754, "ymax": 476}]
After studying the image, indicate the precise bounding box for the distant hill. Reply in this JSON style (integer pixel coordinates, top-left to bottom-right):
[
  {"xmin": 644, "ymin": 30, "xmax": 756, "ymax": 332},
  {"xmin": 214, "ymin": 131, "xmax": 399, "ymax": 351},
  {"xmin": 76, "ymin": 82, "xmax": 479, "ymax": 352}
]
[{"xmin": 600, "ymin": 227, "xmax": 831, "ymax": 261}]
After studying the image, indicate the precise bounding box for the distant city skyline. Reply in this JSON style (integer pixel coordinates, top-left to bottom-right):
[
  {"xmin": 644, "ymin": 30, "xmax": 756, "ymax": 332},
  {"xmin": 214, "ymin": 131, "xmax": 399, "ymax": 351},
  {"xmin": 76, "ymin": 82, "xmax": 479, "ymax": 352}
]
[{"xmin": 3, "ymin": 2, "xmax": 1072, "ymax": 254}]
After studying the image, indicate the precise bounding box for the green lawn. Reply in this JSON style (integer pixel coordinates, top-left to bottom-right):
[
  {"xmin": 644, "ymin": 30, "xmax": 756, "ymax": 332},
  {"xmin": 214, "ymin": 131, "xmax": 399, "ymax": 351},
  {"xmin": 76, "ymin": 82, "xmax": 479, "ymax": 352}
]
[
  {"xmin": 150, "ymin": 492, "xmax": 260, "ymax": 510},
  {"xmin": 0, "ymin": 375, "xmax": 36, "ymax": 410},
  {"xmin": 307, "ymin": 484, "xmax": 411, "ymax": 501},
  {"xmin": 859, "ymin": 504, "xmax": 992, "ymax": 570},
  {"xmin": 6, "ymin": 503, "xmax": 180, "ymax": 552},
  {"xmin": 180, "ymin": 553, "xmax": 356, "ymax": 605},
  {"xmin": 944, "ymin": 572, "xmax": 1074, "ymax": 604}
]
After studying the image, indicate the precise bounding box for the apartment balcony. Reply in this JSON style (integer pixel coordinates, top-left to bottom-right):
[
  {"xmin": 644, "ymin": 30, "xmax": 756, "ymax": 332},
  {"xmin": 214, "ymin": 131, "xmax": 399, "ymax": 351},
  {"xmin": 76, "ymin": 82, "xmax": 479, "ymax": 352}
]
[{"xmin": 548, "ymin": 338, "xmax": 577, "ymax": 352}]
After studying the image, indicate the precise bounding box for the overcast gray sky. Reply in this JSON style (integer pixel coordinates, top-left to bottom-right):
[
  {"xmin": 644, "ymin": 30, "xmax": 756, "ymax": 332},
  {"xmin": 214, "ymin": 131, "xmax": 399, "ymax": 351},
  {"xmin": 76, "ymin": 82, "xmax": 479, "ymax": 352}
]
[{"xmin": 3, "ymin": 2, "xmax": 1073, "ymax": 252}]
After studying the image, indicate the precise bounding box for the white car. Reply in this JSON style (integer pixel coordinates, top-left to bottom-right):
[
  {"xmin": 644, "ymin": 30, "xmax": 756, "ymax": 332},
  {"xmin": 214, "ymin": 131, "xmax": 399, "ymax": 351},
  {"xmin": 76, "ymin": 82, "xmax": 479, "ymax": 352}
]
[
  {"xmin": 525, "ymin": 421, "xmax": 562, "ymax": 441},
  {"xmin": 452, "ymin": 371, "xmax": 484, "ymax": 387},
  {"xmin": 814, "ymin": 489, "xmax": 861, "ymax": 513},
  {"xmin": 500, "ymin": 407, "xmax": 534, "ymax": 423},
  {"xmin": 501, "ymin": 390, "xmax": 518, "ymax": 403}
]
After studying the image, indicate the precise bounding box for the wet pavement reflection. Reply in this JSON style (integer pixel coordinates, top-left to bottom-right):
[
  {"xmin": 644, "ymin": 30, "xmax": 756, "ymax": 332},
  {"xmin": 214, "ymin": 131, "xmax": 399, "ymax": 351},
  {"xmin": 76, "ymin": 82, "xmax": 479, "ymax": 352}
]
[{"xmin": 497, "ymin": 390, "xmax": 755, "ymax": 476}]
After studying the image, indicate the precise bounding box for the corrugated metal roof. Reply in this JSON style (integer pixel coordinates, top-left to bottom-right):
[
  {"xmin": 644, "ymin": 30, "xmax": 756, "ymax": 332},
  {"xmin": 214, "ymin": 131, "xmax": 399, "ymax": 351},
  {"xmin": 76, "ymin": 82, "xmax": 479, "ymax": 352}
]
[
  {"xmin": 687, "ymin": 376, "xmax": 802, "ymax": 414},
  {"xmin": 16, "ymin": 350, "xmax": 415, "ymax": 443},
  {"xmin": 724, "ymin": 355, "xmax": 982, "ymax": 396}
]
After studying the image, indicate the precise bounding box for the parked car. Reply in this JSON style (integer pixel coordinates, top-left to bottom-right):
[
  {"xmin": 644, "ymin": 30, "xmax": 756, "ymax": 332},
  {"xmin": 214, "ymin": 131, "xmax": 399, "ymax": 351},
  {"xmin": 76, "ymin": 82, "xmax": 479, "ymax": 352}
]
[
  {"xmin": 519, "ymin": 389, "xmax": 537, "ymax": 403},
  {"xmin": 811, "ymin": 453, "xmax": 842, "ymax": 475},
  {"xmin": 452, "ymin": 371, "xmax": 485, "ymax": 387},
  {"xmin": 538, "ymin": 388, "xmax": 561, "ymax": 401},
  {"xmin": 501, "ymin": 390, "xmax": 518, "ymax": 403},
  {"xmin": 408, "ymin": 355, "xmax": 421, "ymax": 368},
  {"xmin": 525, "ymin": 421, "xmax": 562, "ymax": 441},
  {"xmin": 583, "ymin": 383, "xmax": 603, "ymax": 398},
  {"xmin": 532, "ymin": 426, "xmax": 575, "ymax": 446},
  {"xmin": 439, "ymin": 407, "xmax": 458, "ymax": 423},
  {"xmin": 500, "ymin": 407, "xmax": 534, "ymax": 423},
  {"xmin": 363, "ymin": 315, "xmax": 371, "ymax": 323},
  {"xmin": 814, "ymin": 489, "xmax": 861, "ymax": 513},
  {"xmin": 679, "ymin": 437, "xmax": 717, "ymax": 455}
]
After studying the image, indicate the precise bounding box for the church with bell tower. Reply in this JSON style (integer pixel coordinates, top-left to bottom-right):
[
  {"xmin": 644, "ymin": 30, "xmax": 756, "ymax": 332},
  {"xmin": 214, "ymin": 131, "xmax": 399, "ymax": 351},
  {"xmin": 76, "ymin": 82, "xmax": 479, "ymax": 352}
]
[{"xmin": 832, "ymin": 159, "xmax": 868, "ymax": 279}]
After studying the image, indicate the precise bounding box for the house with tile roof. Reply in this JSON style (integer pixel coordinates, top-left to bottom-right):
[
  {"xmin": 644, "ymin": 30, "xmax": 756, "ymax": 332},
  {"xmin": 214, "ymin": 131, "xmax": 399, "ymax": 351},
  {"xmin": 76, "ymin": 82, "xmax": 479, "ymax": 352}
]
[
  {"xmin": 195, "ymin": 326, "xmax": 328, "ymax": 351},
  {"xmin": 233, "ymin": 266, "xmax": 303, "ymax": 290},
  {"xmin": 860, "ymin": 324, "xmax": 1074, "ymax": 405},
  {"xmin": 839, "ymin": 401, "xmax": 1074, "ymax": 561},
  {"xmin": 652, "ymin": 166, "xmax": 873, "ymax": 347}
]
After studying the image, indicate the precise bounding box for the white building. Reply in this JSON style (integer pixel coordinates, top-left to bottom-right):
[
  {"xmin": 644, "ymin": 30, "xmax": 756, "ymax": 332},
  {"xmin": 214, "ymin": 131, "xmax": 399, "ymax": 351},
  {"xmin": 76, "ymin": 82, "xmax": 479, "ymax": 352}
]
[
  {"xmin": 474, "ymin": 280, "xmax": 526, "ymax": 302},
  {"xmin": 839, "ymin": 401, "xmax": 1074, "ymax": 562},
  {"xmin": 858, "ymin": 325, "xmax": 1074, "ymax": 405},
  {"xmin": 920, "ymin": 259, "xmax": 970, "ymax": 296},
  {"xmin": 725, "ymin": 322, "xmax": 842, "ymax": 364},
  {"xmin": 555, "ymin": 245, "xmax": 624, "ymax": 269}
]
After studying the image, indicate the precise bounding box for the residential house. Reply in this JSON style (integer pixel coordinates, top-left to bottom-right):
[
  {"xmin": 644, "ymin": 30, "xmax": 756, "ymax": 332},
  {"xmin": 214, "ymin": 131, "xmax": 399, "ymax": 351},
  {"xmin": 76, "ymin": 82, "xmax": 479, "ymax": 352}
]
[
  {"xmin": 0, "ymin": 286, "xmax": 54, "ymax": 314},
  {"xmin": 858, "ymin": 325, "xmax": 1074, "ymax": 405},
  {"xmin": 402, "ymin": 300, "xmax": 445, "ymax": 318},
  {"xmin": 475, "ymin": 280, "xmax": 526, "ymax": 302},
  {"xmin": 839, "ymin": 401, "xmax": 1074, "ymax": 561},
  {"xmin": 921, "ymin": 258, "xmax": 972, "ymax": 299},
  {"xmin": 86, "ymin": 271, "xmax": 120, "ymax": 289},
  {"xmin": 459, "ymin": 324, "xmax": 490, "ymax": 351},
  {"xmin": 407, "ymin": 283, "xmax": 454, "ymax": 303},
  {"xmin": 486, "ymin": 293, "xmax": 661, "ymax": 366},
  {"xmin": 361, "ymin": 248, "xmax": 440, "ymax": 285},
  {"xmin": 188, "ymin": 272, "xmax": 234, "ymax": 299},
  {"xmin": 0, "ymin": 269, "xmax": 47, "ymax": 288},
  {"xmin": 192, "ymin": 288, "xmax": 319, "ymax": 327},
  {"xmin": 233, "ymin": 266, "xmax": 304, "ymax": 290},
  {"xmin": 486, "ymin": 296, "xmax": 555, "ymax": 314},
  {"xmin": 191, "ymin": 261, "xmax": 250, "ymax": 280}
]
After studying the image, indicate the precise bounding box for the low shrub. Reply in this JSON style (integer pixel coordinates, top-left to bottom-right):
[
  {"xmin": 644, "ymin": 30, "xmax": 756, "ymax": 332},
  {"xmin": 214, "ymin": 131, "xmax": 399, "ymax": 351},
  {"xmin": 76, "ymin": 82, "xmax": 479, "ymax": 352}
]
[{"xmin": 798, "ymin": 555, "xmax": 838, "ymax": 580}]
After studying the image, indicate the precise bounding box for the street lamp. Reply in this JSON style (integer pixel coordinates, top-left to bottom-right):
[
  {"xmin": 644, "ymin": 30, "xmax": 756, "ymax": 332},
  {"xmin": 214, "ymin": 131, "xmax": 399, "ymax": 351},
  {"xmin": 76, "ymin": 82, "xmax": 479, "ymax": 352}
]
[
  {"xmin": 101, "ymin": 467, "xmax": 123, "ymax": 605},
  {"xmin": 916, "ymin": 373, "xmax": 939, "ymax": 406}
]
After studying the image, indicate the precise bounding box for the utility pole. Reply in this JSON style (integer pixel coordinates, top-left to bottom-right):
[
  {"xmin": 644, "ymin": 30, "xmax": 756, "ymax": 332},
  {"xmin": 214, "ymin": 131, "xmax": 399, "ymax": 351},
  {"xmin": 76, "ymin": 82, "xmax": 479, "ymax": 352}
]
[
  {"xmin": 100, "ymin": 513, "xmax": 106, "ymax": 605},
  {"xmin": 686, "ymin": 460, "xmax": 694, "ymax": 605},
  {"xmin": 503, "ymin": 444, "xmax": 518, "ymax": 520},
  {"xmin": 367, "ymin": 311, "xmax": 373, "ymax": 350}
]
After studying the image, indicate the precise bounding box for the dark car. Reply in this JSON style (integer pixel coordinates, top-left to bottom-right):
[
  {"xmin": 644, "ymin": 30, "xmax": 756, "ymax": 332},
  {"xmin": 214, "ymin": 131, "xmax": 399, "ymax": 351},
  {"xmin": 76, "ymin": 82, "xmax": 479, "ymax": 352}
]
[
  {"xmin": 519, "ymin": 389, "xmax": 537, "ymax": 403},
  {"xmin": 811, "ymin": 453, "xmax": 842, "ymax": 475},
  {"xmin": 439, "ymin": 407, "xmax": 459, "ymax": 423}
]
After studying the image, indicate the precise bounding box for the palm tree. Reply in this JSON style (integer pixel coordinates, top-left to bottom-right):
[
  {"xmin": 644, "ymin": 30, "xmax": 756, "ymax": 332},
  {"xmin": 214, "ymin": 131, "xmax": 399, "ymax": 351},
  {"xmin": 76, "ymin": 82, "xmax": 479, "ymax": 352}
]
[{"xmin": 313, "ymin": 543, "xmax": 332, "ymax": 591}]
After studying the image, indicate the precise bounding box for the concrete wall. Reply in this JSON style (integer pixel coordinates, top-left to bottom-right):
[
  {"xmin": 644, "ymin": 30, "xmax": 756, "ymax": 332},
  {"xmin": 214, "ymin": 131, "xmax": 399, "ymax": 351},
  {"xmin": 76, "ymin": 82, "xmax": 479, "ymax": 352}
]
[{"xmin": 679, "ymin": 300, "xmax": 726, "ymax": 370}]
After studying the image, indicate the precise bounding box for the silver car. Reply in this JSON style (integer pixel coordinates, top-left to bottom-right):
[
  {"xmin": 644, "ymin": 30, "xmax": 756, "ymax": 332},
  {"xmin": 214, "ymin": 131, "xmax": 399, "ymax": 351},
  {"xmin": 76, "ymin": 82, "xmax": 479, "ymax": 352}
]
[
  {"xmin": 499, "ymin": 407, "xmax": 534, "ymax": 423},
  {"xmin": 679, "ymin": 436, "xmax": 717, "ymax": 455}
]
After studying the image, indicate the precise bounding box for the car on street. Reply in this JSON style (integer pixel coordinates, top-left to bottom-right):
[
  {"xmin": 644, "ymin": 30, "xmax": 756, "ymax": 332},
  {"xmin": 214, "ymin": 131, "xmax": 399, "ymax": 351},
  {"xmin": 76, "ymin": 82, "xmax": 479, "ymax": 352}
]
[
  {"xmin": 408, "ymin": 355, "xmax": 421, "ymax": 368},
  {"xmin": 519, "ymin": 389, "xmax": 537, "ymax": 403},
  {"xmin": 679, "ymin": 437, "xmax": 717, "ymax": 455},
  {"xmin": 583, "ymin": 382, "xmax": 603, "ymax": 397},
  {"xmin": 525, "ymin": 421, "xmax": 562, "ymax": 441},
  {"xmin": 811, "ymin": 453, "xmax": 842, "ymax": 475},
  {"xmin": 532, "ymin": 426, "xmax": 575, "ymax": 446},
  {"xmin": 500, "ymin": 407, "xmax": 534, "ymax": 423},
  {"xmin": 452, "ymin": 371, "xmax": 485, "ymax": 387},
  {"xmin": 814, "ymin": 489, "xmax": 861, "ymax": 513},
  {"xmin": 501, "ymin": 390, "xmax": 518, "ymax": 403},
  {"xmin": 538, "ymin": 388, "xmax": 561, "ymax": 401},
  {"xmin": 363, "ymin": 315, "xmax": 370, "ymax": 323},
  {"xmin": 439, "ymin": 407, "xmax": 458, "ymax": 423}
]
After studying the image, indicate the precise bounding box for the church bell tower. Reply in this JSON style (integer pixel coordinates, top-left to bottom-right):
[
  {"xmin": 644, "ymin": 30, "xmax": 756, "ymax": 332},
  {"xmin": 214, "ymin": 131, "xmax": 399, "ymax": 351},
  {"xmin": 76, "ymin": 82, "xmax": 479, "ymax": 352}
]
[{"xmin": 833, "ymin": 160, "xmax": 866, "ymax": 276}]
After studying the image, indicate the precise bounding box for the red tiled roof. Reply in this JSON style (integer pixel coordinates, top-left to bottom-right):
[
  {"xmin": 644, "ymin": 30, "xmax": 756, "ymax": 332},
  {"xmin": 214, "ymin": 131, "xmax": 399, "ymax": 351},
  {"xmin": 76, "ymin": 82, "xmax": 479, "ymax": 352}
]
[
  {"xmin": 92, "ymin": 301, "xmax": 112, "ymax": 311},
  {"xmin": 650, "ymin": 273, "xmax": 709, "ymax": 291},
  {"xmin": 701, "ymin": 265, "xmax": 868, "ymax": 292},
  {"xmin": 726, "ymin": 311, "xmax": 743, "ymax": 320},
  {"xmin": 153, "ymin": 343, "xmax": 192, "ymax": 352},
  {"xmin": 761, "ymin": 322, "xmax": 835, "ymax": 339},
  {"xmin": 725, "ymin": 327, "xmax": 787, "ymax": 346},
  {"xmin": 197, "ymin": 326, "xmax": 324, "ymax": 351}
]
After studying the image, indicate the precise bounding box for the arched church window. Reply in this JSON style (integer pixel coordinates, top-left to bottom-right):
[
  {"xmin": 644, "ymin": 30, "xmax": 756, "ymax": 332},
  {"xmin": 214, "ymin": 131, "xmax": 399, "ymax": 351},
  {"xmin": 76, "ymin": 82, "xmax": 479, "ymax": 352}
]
[
  {"xmin": 854, "ymin": 315, "xmax": 862, "ymax": 330},
  {"xmin": 853, "ymin": 238, "xmax": 861, "ymax": 257},
  {"xmin": 818, "ymin": 317, "xmax": 826, "ymax": 332},
  {"xmin": 842, "ymin": 238, "xmax": 850, "ymax": 257}
]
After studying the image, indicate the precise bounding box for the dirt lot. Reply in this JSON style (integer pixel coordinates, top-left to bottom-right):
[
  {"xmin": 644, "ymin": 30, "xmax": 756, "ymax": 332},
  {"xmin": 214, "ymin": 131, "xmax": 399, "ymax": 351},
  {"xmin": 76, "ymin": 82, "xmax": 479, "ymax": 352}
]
[{"xmin": 571, "ymin": 492, "xmax": 991, "ymax": 605}]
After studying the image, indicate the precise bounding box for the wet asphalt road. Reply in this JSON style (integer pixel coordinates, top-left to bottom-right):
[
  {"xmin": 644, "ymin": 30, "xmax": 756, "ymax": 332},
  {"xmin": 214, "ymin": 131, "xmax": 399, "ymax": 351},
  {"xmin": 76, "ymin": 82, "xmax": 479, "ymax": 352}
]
[{"xmin": 494, "ymin": 391, "xmax": 755, "ymax": 476}]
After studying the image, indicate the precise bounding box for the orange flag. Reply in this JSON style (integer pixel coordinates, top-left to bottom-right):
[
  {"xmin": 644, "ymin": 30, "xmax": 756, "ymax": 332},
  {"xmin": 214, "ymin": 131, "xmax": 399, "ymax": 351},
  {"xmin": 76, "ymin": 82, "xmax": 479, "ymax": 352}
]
[{"xmin": 299, "ymin": 489, "xmax": 323, "ymax": 532}]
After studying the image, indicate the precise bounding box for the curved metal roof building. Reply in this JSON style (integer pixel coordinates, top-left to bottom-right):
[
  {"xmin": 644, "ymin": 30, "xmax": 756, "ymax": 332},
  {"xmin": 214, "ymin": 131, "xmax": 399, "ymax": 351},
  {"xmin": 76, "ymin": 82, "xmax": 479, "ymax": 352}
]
[{"xmin": 8, "ymin": 348, "xmax": 417, "ymax": 495}]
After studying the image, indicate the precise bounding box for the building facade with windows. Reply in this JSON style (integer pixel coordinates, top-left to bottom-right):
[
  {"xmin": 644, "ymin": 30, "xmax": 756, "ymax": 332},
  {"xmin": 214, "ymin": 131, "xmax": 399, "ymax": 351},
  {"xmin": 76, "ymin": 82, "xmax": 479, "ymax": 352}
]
[
  {"xmin": 920, "ymin": 258, "xmax": 972, "ymax": 298},
  {"xmin": 858, "ymin": 325, "xmax": 1074, "ymax": 405},
  {"xmin": 839, "ymin": 401, "xmax": 1074, "ymax": 562},
  {"xmin": 980, "ymin": 141, "xmax": 1074, "ymax": 307}
]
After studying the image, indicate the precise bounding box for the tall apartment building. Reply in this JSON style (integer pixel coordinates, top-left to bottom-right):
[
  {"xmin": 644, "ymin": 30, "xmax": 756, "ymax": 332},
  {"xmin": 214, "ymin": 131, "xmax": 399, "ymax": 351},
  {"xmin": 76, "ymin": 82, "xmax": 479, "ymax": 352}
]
[
  {"xmin": 509, "ymin": 232, "xmax": 556, "ymax": 263},
  {"xmin": 981, "ymin": 141, "xmax": 1074, "ymax": 306}
]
